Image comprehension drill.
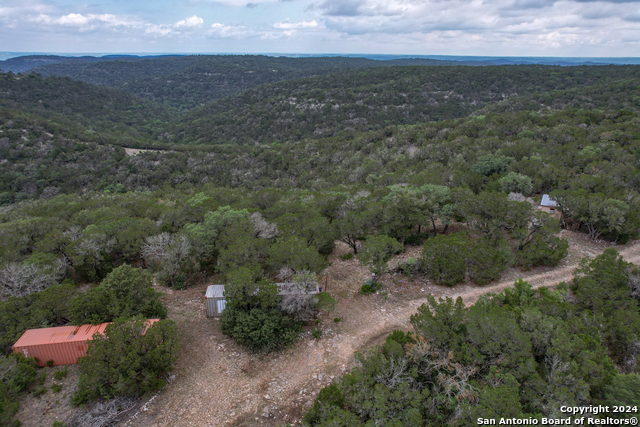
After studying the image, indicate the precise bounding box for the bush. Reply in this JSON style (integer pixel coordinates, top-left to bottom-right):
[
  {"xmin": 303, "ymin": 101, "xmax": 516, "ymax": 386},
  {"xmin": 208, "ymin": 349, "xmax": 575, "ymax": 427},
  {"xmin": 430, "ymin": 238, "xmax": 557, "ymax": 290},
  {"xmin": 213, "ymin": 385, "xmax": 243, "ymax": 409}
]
[
  {"xmin": 69, "ymin": 264, "xmax": 167, "ymax": 325},
  {"xmin": 360, "ymin": 279, "xmax": 382, "ymax": 295},
  {"xmin": 420, "ymin": 233, "xmax": 508, "ymax": 286},
  {"xmin": 316, "ymin": 292, "xmax": 336, "ymax": 314},
  {"xmin": 73, "ymin": 318, "xmax": 179, "ymax": 405},
  {"xmin": 51, "ymin": 383, "xmax": 62, "ymax": 393},
  {"xmin": 358, "ymin": 235, "xmax": 403, "ymax": 277},
  {"xmin": 0, "ymin": 354, "xmax": 39, "ymax": 426},
  {"xmin": 0, "ymin": 283, "xmax": 76, "ymax": 354},
  {"xmin": 419, "ymin": 233, "xmax": 468, "ymax": 286},
  {"xmin": 33, "ymin": 386, "xmax": 47, "ymax": 397},
  {"xmin": 53, "ymin": 366, "xmax": 67, "ymax": 380},
  {"xmin": 303, "ymin": 384, "xmax": 345, "ymax": 426},
  {"xmin": 339, "ymin": 253, "xmax": 354, "ymax": 261},
  {"xmin": 220, "ymin": 307, "xmax": 302, "ymax": 352},
  {"xmin": 517, "ymin": 234, "xmax": 569, "ymax": 270},
  {"xmin": 396, "ymin": 257, "xmax": 417, "ymax": 275},
  {"xmin": 312, "ymin": 327, "xmax": 323, "ymax": 339}
]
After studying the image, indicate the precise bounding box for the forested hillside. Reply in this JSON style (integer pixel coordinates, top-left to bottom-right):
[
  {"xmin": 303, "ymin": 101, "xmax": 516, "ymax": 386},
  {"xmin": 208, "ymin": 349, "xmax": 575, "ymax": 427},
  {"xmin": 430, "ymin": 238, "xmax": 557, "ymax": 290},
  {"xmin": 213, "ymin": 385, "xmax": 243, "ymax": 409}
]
[
  {"xmin": 172, "ymin": 65, "xmax": 640, "ymax": 144},
  {"xmin": 31, "ymin": 55, "xmax": 482, "ymax": 110},
  {"xmin": 0, "ymin": 57, "xmax": 639, "ymax": 426},
  {"xmin": 0, "ymin": 72, "xmax": 173, "ymax": 141}
]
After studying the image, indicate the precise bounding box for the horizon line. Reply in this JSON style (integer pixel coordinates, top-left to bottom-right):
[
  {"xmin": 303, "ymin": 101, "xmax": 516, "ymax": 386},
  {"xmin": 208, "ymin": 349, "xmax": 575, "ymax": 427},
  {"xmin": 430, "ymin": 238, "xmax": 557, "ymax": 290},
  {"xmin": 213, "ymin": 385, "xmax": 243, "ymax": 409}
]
[{"xmin": 2, "ymin": 51, "xmax": 640, "ymax": 60}]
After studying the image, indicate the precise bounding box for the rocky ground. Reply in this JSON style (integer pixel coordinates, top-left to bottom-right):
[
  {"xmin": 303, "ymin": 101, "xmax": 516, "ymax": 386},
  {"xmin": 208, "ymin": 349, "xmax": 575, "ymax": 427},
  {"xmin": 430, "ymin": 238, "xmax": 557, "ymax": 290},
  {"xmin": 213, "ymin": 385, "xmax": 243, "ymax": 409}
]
[{"xmin": 16, "ymin": 230, "xmax": 640, "ymax": 427}]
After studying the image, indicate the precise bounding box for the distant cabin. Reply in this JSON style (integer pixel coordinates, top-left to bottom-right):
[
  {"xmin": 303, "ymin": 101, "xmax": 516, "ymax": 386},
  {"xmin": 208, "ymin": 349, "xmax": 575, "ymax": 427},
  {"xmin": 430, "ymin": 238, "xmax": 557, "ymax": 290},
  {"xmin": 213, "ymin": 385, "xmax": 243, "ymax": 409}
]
[
  {"xmin": 205, "ymin": 282, "xmax": 320, "ymax": 318},
  {"xmin": 539, "ymin": 194, "xmax": 557, "ymax": 214}
]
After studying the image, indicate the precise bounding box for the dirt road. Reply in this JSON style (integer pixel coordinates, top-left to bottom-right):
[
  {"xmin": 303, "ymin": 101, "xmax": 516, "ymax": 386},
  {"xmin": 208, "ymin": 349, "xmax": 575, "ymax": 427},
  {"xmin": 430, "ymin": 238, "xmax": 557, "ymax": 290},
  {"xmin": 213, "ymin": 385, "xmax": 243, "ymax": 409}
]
[{"xmin": 124, "ymin": 232, "xmax": 640, "ymax": 427}]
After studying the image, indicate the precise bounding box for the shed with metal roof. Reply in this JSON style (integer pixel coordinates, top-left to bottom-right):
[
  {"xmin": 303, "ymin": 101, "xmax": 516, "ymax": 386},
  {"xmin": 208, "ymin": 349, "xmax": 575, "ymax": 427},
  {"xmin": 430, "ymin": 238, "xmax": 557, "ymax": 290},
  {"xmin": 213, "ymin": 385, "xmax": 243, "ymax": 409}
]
[
  {"xmin": 540, "ymin": 194, "xmax": 557, "ymax": 208},
  {"xmin": 205, "ymin": 285, "xmax": 226, "ymax": 317},
  {"xmin": 205, "ymin": 282, "xmax": 320, "ymax": 317}
]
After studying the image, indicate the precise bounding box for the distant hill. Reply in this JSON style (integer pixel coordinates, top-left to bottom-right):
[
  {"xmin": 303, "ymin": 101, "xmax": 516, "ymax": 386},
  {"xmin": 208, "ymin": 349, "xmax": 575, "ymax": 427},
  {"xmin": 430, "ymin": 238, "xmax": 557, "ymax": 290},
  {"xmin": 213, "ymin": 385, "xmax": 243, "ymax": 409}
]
[
  {"xmin": 27, "ymin": 55, "xmax": 494, "ymax": 110},
  {"xmin": 169, "ymin": 64, "xmax": 640, "ymax": 145},
  {"xmin": 0, "ymin": 55, "xmax": 79, "ymax": 73},
  {"xmin": 0, "ymin": 54, "xmax": 182, "ymax": 74},
  {"xmin": 0, "ymin": 72, "xmax": 172, "ymax": 142}
]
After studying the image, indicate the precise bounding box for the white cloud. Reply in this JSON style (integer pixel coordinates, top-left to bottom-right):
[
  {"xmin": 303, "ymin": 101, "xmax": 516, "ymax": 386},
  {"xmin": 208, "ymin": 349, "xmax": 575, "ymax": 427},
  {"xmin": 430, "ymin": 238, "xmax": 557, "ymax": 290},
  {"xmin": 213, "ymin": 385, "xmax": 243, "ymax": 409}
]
[
  {"xmin": 174, "ymin": 15, "xmax": 204, "ymax": 28},
  {"xmin": 1, "ymin": 0, "xmax": 639, "ymax": 55},
  {"xmin": 300, "ymin": 0, "xmax": 640, "ymax": 55},
  {"xmin": 208, "ymin": 22, "xmax": 255, "ymax": 38},
  {"xmin": 145, "ymin": 24, "xmax": 174, "ymax": 36},
  {"xmin": 194, "ymin": 0, "xmax": 279, "ymax": 6},
  {"xmin": 57, "ymin": 13, "xmax": 90, "ymax": 26},
  {"xmin": 274, "ymin": 20, "xmax": 320, "ymax": 29}
]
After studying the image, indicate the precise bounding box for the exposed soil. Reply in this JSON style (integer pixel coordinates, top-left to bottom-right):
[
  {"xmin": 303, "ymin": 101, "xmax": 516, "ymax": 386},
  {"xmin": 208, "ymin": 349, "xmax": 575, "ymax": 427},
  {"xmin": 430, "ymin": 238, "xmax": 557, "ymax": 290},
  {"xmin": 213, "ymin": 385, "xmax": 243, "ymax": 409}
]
[
  {"xmin": 120, "ymin": 230, "xmax": 640, "ymax": 427},
  {"xmin": 16, "ymin": 364, "xmax": 80, "ymax": 427},
  {"xmin": 15, "ymin": 230, "xmax": 640, "ymax": 427}
]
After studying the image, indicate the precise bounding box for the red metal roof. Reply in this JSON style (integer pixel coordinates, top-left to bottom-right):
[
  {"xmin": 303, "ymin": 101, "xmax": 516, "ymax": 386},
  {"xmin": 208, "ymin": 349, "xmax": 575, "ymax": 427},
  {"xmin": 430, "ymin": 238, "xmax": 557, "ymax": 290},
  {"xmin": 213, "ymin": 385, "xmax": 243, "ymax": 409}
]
[
  {"xmin": 13, "ymin": 324, "xmax": 109, "ymax": 348},
  {"xmin": 12, "ymin": 319, "xmax": 161, "ymax": 366}
]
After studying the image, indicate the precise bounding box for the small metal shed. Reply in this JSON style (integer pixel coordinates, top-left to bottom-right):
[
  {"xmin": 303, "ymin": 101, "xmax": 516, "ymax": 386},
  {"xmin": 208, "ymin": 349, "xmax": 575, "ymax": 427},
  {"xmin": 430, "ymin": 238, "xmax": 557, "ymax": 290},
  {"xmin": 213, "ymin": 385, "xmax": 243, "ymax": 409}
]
[
  {"xmin": 540, "ymin": 194, "xmax": 558, "ymax": 214},
  {"xmin": 540, "ymin": 194, "xmax": 557, "ymax": 208},
  {"xmin": 205, "ymin": 285, "xmax": 226, "ymax": 317},
  {"xmin": 205, "ymin": 282, "xmax": 321, "ymax": 317}
]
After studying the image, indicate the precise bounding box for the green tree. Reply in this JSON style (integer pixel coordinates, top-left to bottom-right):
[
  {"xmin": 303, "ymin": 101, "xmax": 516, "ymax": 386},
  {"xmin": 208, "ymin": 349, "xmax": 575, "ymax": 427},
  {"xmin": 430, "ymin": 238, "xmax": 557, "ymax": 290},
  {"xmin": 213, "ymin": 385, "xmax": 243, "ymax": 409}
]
[
  {"xmin": 571, "ymin": 248, "xmax": 640, "ymax": 365},
  {"xmin": 215, "ymin": 219, "xmax": 269, "ymax": 275},
  {"xmin": 410, "ymin": 295, "xmax": 466, "ymax": 352},
  {"xmin": 220, "ymin": 308, "xmax": 301, "ymax": 352},
  {"xmin": 69, "ymin": 264, "xmax": 166, "ymax": 325},
  {"xmin": 275, "ymin": 211, "xmax": 336, "ymax": 255},
  {"xmin": 499, "ymin": 172, "xmax": 533, "ymax": 196},
  {"xmin": 471, "ymin": 154, "xmax": 514, "ymax": 177},
  {"xmin": 184, "ymin": 206, "xmax": 250, "ymax": 258},
  {"xmin": 333, "ymin": 211, "xmax": 367, "ymax": 254},
  {"xmin": 419, "ymin": 233, "xmax": 468, "ymax": 286},
  {"xmin": 267, "ymin": 236, "xmax": 324, "ymax": 275},
  {"xmin": 73, "ymin": 318, "xmax": 179, "ymax": 405},
  {"xmin": 358, "ymin": 235, "xmax": 402, "ymax": 279},
  {"xmin": 419, "ymin": 184, "xmax": 455, "ymax": 235}
]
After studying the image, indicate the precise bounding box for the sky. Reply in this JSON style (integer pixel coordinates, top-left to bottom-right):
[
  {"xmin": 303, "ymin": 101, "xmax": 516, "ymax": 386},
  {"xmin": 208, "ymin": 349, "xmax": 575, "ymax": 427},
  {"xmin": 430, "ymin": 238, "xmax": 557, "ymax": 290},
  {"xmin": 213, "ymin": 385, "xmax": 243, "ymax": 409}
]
[{"xmin": 0, "ymin": 0, "xmax": 639, "ymax": 57}]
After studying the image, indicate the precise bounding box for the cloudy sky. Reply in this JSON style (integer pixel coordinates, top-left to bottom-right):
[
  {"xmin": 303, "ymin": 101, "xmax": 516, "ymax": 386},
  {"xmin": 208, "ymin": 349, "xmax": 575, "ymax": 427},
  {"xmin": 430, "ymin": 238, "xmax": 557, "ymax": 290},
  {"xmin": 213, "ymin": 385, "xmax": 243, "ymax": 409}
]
[{"xmin": 0, "ymin": 0, "xmax": 639, "ymax": 56}]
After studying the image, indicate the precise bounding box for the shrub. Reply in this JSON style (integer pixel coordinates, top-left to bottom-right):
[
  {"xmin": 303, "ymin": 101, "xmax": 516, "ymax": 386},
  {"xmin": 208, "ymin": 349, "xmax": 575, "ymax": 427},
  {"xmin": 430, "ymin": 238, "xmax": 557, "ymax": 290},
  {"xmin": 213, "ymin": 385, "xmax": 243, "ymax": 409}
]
[
  {"xmin": 358, "ymin": 235, "xmax": 403, "ymax": 277},
  {"xmin": 73, "ymin": 318, "xmax": 179, "ymax": 405},
  {"xmin": 69, "ymin": 264, "xmax": 167, "ymax": 325},
  {"xmin": 396, "ymin": 257, "xmax": 417, "ymax": 275},
  {"xmin": 339, "ymin": 253, "xmax": 354, "ymax": 261},
  {"xmin": 360, "ymin": 279, "xmax": 382, "ymax": 295},
  {"xmin": 312, "ymin": 327, "xmax": 323, "ymax": 339},
  {"xmin": 420, "ymin": 233, "xmax": 468, "ymax": 286},
  {"xmin": 33, "ymin": 387, "xmax": 47, "ymax": 397},
  {"xmin": 316, "ymin": 292, "xmax": 336, "ymax": 314},
  {"xmin": 0, "ymin": 354, "xmax": 39, "ymax": 426},
  {"xmin": 220, "ymin": 307, "xmax": 302, "ymax": 352},
  {"xmin": 303, "ymin": 384, "xmax": 345, "ymax": 426},
  {"xmin": 46, "ymin": 360, "xmax": 54, "ymax": 368},
  {"xmin": 53, "ymin": 366, "xmax": 67, "ymax": 380},
  {"xmin": 420, "ymin": 233, "xmax": 508, "ymax": 286},
  {"xmin": 517, "ymin": 234, "xmax": 569, "ymax": 270},
  {"xmin": 51, "ymin": 383, "xmax": 62, "ymax": 393}
]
